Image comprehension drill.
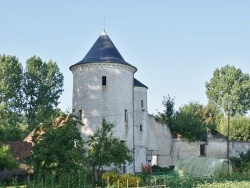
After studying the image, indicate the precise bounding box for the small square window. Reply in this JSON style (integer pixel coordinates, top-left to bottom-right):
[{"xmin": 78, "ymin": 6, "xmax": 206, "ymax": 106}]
[{"xmin": 102, "ymin": 76, "xmax": 106, "ymax": 85}]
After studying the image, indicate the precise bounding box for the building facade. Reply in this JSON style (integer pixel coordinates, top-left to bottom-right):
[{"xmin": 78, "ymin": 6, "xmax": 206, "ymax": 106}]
[{"xmin": 70, "ymin": 30, "xmax": 172, "ymax": 173}]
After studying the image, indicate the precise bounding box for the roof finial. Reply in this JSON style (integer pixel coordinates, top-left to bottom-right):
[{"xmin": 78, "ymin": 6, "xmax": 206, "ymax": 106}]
[
  {"xmin": 104, "ymin": 15, "xmax": 105, "ymax": 31},
  {"xmin": 101, "ymin": 15, "xmax": 107, "ymax": 35}
]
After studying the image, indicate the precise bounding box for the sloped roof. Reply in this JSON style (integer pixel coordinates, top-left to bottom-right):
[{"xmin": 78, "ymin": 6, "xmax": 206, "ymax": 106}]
[
  {"xmin": 134, "ymin": 78, "xmax": 148, "ymax": 89},
  {"xmin": 70, "ymin": 30, "xmax": 136, "ymax": 70}
]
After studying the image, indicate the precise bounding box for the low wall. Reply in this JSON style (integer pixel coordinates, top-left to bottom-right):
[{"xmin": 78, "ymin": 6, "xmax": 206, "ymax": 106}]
[
  {"xmin": 147, "ymin": 115, "xmax": 173, "ymax": 167},
  {"xmin": 172, "ymin": 139, "xmax": 250, "ymax": 165}
]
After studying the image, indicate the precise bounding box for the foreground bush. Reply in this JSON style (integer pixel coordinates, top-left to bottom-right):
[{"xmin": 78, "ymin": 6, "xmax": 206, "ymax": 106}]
[
  {"xmin": 102, "ymin": 172, "xmax": 141, "ymax": 187},
  {"xmin": 230, "ymin": 149, "xmax": 250, "ymax": 174},
  {"xmin": 151, "ymin": 165, "xmax": 174, "ymax": 173},
  {"xmin": 148, "ymin": 173, "xmax": 250, "ymax": 188}
]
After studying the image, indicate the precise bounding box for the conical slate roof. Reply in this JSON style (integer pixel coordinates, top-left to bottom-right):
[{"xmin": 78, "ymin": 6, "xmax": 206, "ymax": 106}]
[
  {"xmin": 134, "ymin": 78, "xmax": 148, "ymax": 89},
  {"xmin": 70, "ymin": 30, "xmax": 136, "ymax": 70}
]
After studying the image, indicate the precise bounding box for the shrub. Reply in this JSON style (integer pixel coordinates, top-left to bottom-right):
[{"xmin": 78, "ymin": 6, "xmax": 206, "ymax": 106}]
[
  {"xmin": 230, "ymin": 149, "xmax": 250, "ymax": 173},
  {"xmin": 151, "ymin": 165, "xmax": 174, "ymax": 173},
  {"xmin": 102, "ymin": 171, "xmax": 118, "ymax": 186},
  {"xmin": 102, "ymin": 172, "xmax": 141, "ymax": 187},
  {"xmin": 0, "ymin": 145, "xmax": 18, "ymax": 171}
]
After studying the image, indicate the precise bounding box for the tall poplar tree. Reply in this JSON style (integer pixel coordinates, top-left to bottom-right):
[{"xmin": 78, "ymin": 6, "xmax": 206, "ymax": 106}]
[
  {"xmin": 0, "ymin": 55, "xmax": 23, "ymax": 140},
  {"xmin": 206, "ymin": 65, "xmax": 250, "ymax": 117},
  {"xmin": 23, "ymin": 56, "xmax": 64, "ymax": 130}
]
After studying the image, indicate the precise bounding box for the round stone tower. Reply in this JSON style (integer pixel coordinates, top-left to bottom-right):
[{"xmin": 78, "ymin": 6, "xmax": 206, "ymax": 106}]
[{"xmin": 70, "ymin": 31, "xmax": 137, "ymax": 172}]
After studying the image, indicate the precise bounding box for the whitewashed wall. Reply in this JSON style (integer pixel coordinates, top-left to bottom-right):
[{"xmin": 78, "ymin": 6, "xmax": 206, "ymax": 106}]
[
  {"xmin": 172, "ymin": 139, "xmax": 250, "ymax": 165},
  {"xmin": 133, "ymin": 86, "xmax": 148, "ymax": 172},
  {"xmin": 71, "ymin": 63, "xmax": 135, "ymax": 138},
  {"xmin": 71, "ymin": 62, "xmax": 136, "ymax": 173},
  {"xmin": 147, "ymin": 115, "xmax": 173, "ymax": 168}
]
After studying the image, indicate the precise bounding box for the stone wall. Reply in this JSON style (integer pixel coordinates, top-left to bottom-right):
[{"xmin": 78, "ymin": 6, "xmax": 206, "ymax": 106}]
[
  {"xmin": 72, "ymin": 63, "xmax": 136, "ymax": 173},
  {"xmin": 71, "ymin": 63, "xmax": 136, "ymax": 139},
  {"xmin": 147, "ymin": 115, "xmax": 172, "ymax": 167},
  {"xmin": 172, "ymin": 139, "xmax": 250, "ymax": 165},
  {"xmin": 231, "ymin": 141, "xmax": 250, "ymax": 157}
]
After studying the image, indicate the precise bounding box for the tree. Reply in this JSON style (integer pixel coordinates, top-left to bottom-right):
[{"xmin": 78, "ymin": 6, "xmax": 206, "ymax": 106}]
[
  {"xmin": 158, "ymin": 95, "xmax": 211, "ymax": 141},
  {"xmin": 87, "ymin": 119, "xmax": 133, "ymax": 182},
  {"xmin": 0, "ymin": 145, "xmax": 18, "ymax": 170},
  {"xmin": 206, "ymin": 65, "xmax": 250, "ymax": 117},
  {"xmin": 23, "ymin": 56, "xmax": 64, "ymax": 130},
  {"xmin": 229, "ymin": 116, "xmax": 250, "ymax": 141},
  {"xmin": 0, "ymin": 55, "xmax": 24, "ymax": 140},
  {"xmin": 0, "ymin": 55, "xmax": 23, "ymax": 108},
  {"xmin": 0, "ymin": 54, "xmax": 64, "ymax": 140},
  {"xmin": 173, "ymin": 102, "xmax": 208, "ymax": 141},
  {"xmin": 31, "ymin": 113, "xmax": 85, "ymax": 176},
  {"xmin": 157, "ymin": 95, "xmax": 175, "ymax": 128},
  {"xmin": 202, "ymin": 103, "xmax": 221, "ymax": 134}
]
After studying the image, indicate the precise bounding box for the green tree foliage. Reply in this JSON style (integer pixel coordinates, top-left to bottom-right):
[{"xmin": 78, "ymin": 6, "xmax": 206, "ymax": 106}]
[
  {"xmin": 157, "ymin": 95, "xmax": 175, "ymax": 128},
  {"xmin": 87, "ymin": 119, "xmax": 133, "ymax": 181},
  {"xmin": 0, "ymin": 145, "xmax": 18, "ymax": 170},
  {"xmin": 202, "ymin": 103, "xmax": 222, "ymax": 134},
  {"xmin": 173, "ymin": 102, "xmax": 208, "ymax": 141},
  {"xmin": 206, "ymin": 65, "xmax": 250, "ymax": 117},
  {"xmin": 0, "ymin": 103, "xmax": 24, "ymax": 140},
  {"xmin": 30, "ymin": 113, "xmax": 85, "ymax": 176},
  {"xmin": 0, "ymin": 55, "xmax": 23, "ymax": 108},
  {"xmin": 229, "ymin": 116, "xmax": 250, "ymax": 141},
  {"xmin": 0, "ymin": 54, "xmax": 64, "ymax": 140},
  {"xmin": 23, "ymin": 56, "xmax": 64, "ymax": 131},
  {"xmin": 218, "ymin": 116, "xmax": 250, "ymax": 141},
  {"xmin": 0, "ymin": 55, "xmax": 24, "ymax": 140},
  {"xmin": 158, "ymin": 96, "xmax": 214, "ymax": 141}
]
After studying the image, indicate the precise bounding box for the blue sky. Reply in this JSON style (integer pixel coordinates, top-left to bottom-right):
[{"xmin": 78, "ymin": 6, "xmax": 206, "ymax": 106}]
[{"xmin": 1, "ymin": 1, "xmax": 250, "ymax": 114}]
